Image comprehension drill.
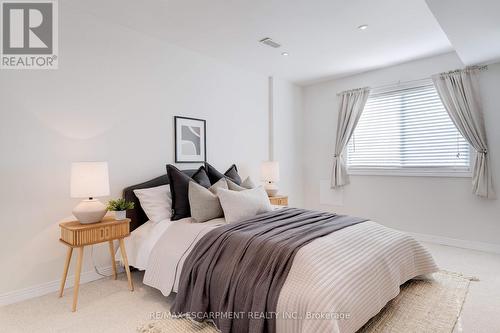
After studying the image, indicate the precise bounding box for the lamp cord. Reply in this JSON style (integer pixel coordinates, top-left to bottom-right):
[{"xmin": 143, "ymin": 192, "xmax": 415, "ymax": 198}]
[{"xmin": 90, "ymin": 245, "xmax": 114, "ymax": 278}]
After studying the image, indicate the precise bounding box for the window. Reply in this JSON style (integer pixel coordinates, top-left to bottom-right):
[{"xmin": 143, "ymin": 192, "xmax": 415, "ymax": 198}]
[{"xmin": 346, "ymin": 80, "xmax": 471, "ymax": 177}]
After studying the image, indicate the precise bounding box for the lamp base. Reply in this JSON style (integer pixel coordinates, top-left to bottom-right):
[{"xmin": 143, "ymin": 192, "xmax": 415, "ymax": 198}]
[
  {"xmin": 72, "ymin": 199, "xmax": 107, "ymax": 224},
  {"xmin": 264, "ymin": 182, "xmax": 279, "ymax": 197}
]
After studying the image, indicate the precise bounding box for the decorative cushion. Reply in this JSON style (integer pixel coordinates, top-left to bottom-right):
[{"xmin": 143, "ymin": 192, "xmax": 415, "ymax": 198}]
[
  {"xmin": 133, "ymin": 185, "xmax": 171, "ymax": 223},
  {"xmin": 166, "ymin": 164, "xmax": 211, "ymax": 220},
  {"xmin": 189, "ymin": 178, "xmax": 228, "ymax": 223},
  {"xmin": 227, "ymin": 179, "xmax": 247, "ymax": 191},
  {"xmin": 205, "ymin": 163, "xmax": 242, "ymax": 185},
  {"xmin": 241, "ymin": 176, "xmax": 256, "ymax": 189},
  {"xmin": 217, "ymin": 187, "xmax": 272, "ymax": 224},
  {"xmin": 226, "ymin": 179, "xmax": 245, "ymax": 191},
  {"xmin": 227, "ymin": 177, "xmax": 256, "ymax": 191}
]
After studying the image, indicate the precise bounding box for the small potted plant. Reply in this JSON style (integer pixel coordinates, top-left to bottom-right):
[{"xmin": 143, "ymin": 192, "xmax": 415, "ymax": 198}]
[{"xmin": 107, "ymin": 198, "xmax": 134, "ymax": 220}]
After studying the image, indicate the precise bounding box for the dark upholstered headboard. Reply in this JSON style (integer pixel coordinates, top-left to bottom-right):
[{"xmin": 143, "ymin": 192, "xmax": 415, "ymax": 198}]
[{"xmin": 123, "ymin": 169, "xmax": 198, "ymax": 231}]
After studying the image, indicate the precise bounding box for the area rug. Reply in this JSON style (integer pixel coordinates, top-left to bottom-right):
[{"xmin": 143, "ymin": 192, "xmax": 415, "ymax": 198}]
[{"xmin": 137, "ymin": 270, "xmax": 475, "ymax": 333}]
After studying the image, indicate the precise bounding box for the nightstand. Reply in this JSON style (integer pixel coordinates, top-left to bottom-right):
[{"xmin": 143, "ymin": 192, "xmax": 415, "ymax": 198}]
[
  {"xmin": 269, "ymin": 195, "xmax": 288, "ymax": 206},
  {"xmin": 59, "ymin": 217, "xmax": 134, "ymax": 312}
]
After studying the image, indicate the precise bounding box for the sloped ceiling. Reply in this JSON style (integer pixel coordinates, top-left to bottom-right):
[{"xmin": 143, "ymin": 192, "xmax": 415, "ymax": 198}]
[{"xmin": 426, "ymin": 0, "xmax": 500, "ymax": 66}]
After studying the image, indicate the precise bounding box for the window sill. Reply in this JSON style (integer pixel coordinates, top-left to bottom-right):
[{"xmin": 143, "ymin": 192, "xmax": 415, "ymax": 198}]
[{"xmin": 347, "ymin": 168, "xmax": 472, "ymax": 178}]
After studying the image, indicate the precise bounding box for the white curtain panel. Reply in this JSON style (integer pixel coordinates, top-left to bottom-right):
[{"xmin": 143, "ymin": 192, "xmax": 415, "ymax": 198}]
[
  {"xmin": 331, "ymin": 87, "xmax": 370, "ymax": 188},
  {"xmin": 432, "ymin": 67, "xmax": 496, "ymax": 199}
]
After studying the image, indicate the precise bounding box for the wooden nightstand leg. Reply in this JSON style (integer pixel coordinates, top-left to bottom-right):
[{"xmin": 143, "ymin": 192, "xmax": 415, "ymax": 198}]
[
  {"xmin": 119, "ymin": 238, "xmax": 134, "ymax": 291},
  {"xmin": 72, "ymin": 247, "xmax": 84, "ymax": 312},
  {"xmin": 59, "ymin": 247, "xmax": 73, "ymax": 297},
  {"xmin": 108, "ymin": 241, "xmax": 117, "ymax": 280}
]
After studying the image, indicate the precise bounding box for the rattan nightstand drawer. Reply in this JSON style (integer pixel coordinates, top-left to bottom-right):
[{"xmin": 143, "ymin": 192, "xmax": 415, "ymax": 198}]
[
  {"xmin": 269, "ymin": 196, "xmax": 288, "ymax": 206},
  {"xmin": 59, "ymin": 217, "xmax": 130, "ymax": 247}
]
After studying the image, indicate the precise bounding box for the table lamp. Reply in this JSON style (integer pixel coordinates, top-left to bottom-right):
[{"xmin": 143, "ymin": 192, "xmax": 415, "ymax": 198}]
[
  {"xmin": 70, "ymin": 162, "xmax": 110, "ymax": 224},
  {"xmin": 261, "ymin": 161, "xmax": 280, "ymax": 196}
]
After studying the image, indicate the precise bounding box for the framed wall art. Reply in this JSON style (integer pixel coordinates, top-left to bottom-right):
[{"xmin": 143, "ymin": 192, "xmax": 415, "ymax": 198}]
[{"xmin": 174, "ymin": 116, "xmax": 206, "ymax": 163}]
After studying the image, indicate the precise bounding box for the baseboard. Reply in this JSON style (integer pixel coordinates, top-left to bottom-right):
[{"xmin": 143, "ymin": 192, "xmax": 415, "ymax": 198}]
[
  {"xmin": 0, "ymin": 265, "xmax": 124, "ymax": 307},
  {"xmin": 407, "ymin": 231, "xmax": 500, "ymax": 254}
]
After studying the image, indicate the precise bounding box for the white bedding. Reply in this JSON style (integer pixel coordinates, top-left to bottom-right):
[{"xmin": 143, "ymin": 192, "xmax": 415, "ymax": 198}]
[
  {"xmin": 143, "ymin": 217, "xmax": 226, "ymax": 295},
  {"xmin": 276, "ymin": 221, "xmax": 437, "ymax": 333},
  {"xmin": 142, "ymin": 218, "xmax": 437, "ymax": 333},
  {"xmin": 115, "ymin": 219, "xmax": 173, "ymax": 270}
]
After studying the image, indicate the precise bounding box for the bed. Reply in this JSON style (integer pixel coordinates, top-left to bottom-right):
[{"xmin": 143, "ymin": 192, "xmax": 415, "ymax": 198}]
[{"xmin": 119, "ymin": 170, "xmax": 438, "ymax": 333}]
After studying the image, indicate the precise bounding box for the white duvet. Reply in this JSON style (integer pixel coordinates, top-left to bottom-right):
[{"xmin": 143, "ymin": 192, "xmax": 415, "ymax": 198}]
[
  {"xmin": 137, "ymin": 218, "xmax": 437, "ymax": 333},
  {"xmin": 115, "ymin": 220, "xmax": 173, "ymax": 270},
  {"xmin": 143, "ymin": 217, "xmax": 225, "ymax": 294}
]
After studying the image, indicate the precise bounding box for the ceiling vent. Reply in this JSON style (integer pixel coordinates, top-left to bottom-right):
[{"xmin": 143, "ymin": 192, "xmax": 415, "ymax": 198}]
[{"xmin": 259, "ymin": 38, "xmax": 281, "ymax": 48}]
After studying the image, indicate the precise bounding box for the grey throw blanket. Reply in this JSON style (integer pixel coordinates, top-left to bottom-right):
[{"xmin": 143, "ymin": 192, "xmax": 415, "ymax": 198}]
[{"xmin": 171, "ymin": 208, "xmax": 367, "ymax": 333}]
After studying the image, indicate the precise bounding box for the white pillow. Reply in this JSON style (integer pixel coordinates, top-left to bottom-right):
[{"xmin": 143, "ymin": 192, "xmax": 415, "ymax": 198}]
[
  {"xmin": 217, "ymin": 187, "xmax": 272, "ymax": 224},
  {"xmin": 133, "ymin": 185, "xmax": 172, "ymax": 223}
]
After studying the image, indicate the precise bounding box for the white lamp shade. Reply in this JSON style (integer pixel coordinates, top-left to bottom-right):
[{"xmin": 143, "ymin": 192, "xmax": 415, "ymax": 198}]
[
  {"xmin": 261, "ymin": 161, "xmax": 280, "ymax": 182},
  {"xmin": 70, "ymin": 162, "xmax": 110, "ymax": 198}
]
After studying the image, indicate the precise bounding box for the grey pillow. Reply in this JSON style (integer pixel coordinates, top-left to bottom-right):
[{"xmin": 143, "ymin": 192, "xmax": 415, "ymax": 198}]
[
  {"xmin": 227, "ymin": 177, "xmax": 256, "ymax": 191},
  {"xmin": 227, "ymin": 179, "xmax": 246, "ymax": 191},
  {"xmin": 188, "ymin": 178, "xmax": 228, "ymax": 223},
  {"xmin": 218, "ymin": 187, "xmax": 272, "ymax": 224},
  {"xmin": 241, "ymin": 176, "xmax": 256, "ymax": 189}
]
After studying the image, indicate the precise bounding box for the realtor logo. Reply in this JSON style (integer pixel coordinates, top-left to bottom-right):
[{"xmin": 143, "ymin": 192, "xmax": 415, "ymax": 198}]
[{"xmin": 1, "ymin": 0, "xmax": 58, "ymax": 69}]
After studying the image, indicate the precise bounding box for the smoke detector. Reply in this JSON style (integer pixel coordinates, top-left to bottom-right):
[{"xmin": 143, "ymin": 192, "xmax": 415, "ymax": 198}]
[{"xmin": 259, "ymin": 38, "xmax": 281, "ymax": 48}]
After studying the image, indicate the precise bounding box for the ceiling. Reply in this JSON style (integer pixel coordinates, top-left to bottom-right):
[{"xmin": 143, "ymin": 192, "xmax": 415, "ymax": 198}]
[
  {"xmin": 426, "ymin": 0, "xmax": 500, "ymax": 66},
  {"xmin": 65, "ymin": 0, "xmax": 496, "ymax": 85}
]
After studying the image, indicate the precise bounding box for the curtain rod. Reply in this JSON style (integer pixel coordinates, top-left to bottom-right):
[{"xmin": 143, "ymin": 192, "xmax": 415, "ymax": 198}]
[
  {"xmin": 336, "ymin": 77, "xmax": 432, "ymax": 96},
  {"xmin": 370, "ymin": 77, "xmax": 431, "ymax": 91},
  {"xmin": 340, "ymin": 65, "xmax": 489, "ymax": 95},
  {"xmin": 336, "ymin": 86, "xmax": 370, "ymax": 96},
  {"xmin": 436, "ymin": 65, "xmax": 488, "ymax": 78}
]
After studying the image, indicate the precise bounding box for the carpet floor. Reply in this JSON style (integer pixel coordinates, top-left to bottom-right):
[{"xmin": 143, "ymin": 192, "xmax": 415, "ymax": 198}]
[{"xmin": 0, "ymin": 242, "xmax": 498, "ymax": 333}]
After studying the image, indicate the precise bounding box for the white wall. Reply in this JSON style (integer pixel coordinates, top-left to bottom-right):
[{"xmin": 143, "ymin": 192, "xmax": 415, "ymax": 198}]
[
  {"xmin": 0, "ymin": 6, "xmax": 303, "ymax": 297},
  {"xmin": 272, "ymin": 78, "xmax": 304, "ymax": 207},
  {"xmin": 303, "ymin": 52, "xmax": 500, "ymax": 246}
]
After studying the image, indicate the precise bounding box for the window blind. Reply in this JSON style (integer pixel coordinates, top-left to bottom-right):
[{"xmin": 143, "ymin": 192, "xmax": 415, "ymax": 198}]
[{"xmin": 346, "ymin": 80, "xmax": 470, "ymax": 174}]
